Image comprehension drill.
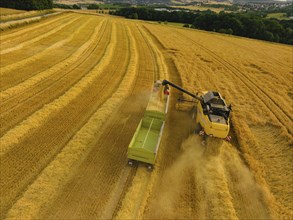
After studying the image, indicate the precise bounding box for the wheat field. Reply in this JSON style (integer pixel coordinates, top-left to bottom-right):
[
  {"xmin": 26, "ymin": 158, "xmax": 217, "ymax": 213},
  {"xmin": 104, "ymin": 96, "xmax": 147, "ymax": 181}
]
[{"xmin": 0, "ymin": 9, "xmax": 292, "ymax": 219}]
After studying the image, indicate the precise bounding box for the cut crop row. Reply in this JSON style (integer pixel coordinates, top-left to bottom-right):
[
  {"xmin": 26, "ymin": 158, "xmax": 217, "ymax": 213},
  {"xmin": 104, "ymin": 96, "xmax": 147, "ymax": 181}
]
[
  {"xmin": 0, "ymin": 18, "xmax": 107, "ymax": 136},
  {"xmin": 0, "ymin": 18, "xmax": 116, "ymax": 218}
]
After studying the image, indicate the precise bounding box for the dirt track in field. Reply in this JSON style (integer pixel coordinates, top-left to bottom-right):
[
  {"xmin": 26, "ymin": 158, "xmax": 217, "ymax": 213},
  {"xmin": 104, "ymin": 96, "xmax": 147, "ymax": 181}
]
[{"xmin": 0, "ymin": 11, "xmax": 292, "ymax": 219}]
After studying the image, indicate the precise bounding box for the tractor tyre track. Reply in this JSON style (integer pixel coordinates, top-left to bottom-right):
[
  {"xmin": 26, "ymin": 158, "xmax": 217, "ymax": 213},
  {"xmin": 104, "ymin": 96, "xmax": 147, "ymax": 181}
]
[
  {"xmin": 111, "ymin": 25, "xmax": 166, "ymax": 219},
  {"xmin": 202, "ymin": 32, "xmax": 291, "ymax": 69},
  {"xmin": 141, "ymin": 24, "xmax": 271, "ymax": 220},
  {"xmin": 113, "ymin": 25, "xmax": 185, "ymax": 219},
  {"xmin": 175, "ymin": 32, "xmax": 292, "ymax": 134},
  {"xmin": 141, "ymin": 25, "xmax": 197, "ymax": 219}
]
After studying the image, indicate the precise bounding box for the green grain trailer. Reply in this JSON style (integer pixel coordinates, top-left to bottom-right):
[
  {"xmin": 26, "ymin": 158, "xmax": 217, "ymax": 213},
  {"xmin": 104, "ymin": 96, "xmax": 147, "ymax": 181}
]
[{"xmin": 127, "ymin": 82, "xmax": 169, "ymax": 170}]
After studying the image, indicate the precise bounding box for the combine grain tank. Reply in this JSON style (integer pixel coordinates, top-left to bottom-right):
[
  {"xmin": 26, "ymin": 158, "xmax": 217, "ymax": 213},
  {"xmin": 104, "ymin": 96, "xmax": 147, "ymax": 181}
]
[{"xmin": 127, "ymin": 81, "xmax": 169, "ymax": 170}]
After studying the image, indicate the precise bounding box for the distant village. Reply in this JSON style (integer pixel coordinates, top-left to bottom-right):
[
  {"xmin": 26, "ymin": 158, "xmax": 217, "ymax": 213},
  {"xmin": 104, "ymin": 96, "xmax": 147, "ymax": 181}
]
[{"xmin": 54, "ymin": 0, "xmax": 293, "ymax": 16}]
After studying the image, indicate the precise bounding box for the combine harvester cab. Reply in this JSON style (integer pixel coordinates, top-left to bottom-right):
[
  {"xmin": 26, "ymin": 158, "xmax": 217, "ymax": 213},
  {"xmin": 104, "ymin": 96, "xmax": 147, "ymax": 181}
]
[{"xmin": 127, "ymin": 81, "xmax": 169, "ymax": 170}]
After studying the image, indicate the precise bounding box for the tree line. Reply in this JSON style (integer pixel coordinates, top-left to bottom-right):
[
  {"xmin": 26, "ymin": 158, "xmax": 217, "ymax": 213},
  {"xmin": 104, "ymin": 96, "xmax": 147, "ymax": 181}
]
[
  {"xmin": 53, "ymin": 3, "xmax": 81, "ymax": 10},
  {"xmin": 0, "ymin": 0, "xmax": 53, "ymax": 10},
  {"xmin": 265, "ymin": 4, "xmax": 293, "ymax": 17},
  {"xmin": 112, "ymin": 7, "xmax": 293, "ymax": 45}
]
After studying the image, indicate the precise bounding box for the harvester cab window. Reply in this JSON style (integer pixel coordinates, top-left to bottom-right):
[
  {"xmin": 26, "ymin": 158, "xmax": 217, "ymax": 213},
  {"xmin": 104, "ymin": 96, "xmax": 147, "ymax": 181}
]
[
  {"xmin": 201, "ymin": 91, "xmax": 231, "ymax": 122},
  {"xmin": 203, "ymin": 91, "xmax": 214, "ymax": 103}
]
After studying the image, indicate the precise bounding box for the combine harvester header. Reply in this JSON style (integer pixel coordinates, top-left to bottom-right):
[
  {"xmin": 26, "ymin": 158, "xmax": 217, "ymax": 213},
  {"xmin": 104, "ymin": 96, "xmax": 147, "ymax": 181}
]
[{"xmin": 127, "ymin": 81, "xmax": 170, "ymax": 170}]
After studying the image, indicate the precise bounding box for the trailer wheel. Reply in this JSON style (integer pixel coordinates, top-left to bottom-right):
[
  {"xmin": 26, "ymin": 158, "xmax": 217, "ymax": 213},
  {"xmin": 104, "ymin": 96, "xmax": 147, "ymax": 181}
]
[
  {"xmin": 194, "ymin": 123, "xmax": 201, "ymax": 134},
  {"xmin": 128, "ymin": 160, "xmax": 135, "ymax": 167},
  {"xmin": 199, "ymin": 131, "xmax": 207, "ymax": 146},
  {"xmin": 147, "ymin": 164, "xmax": 153, "ymax": 171},
  {"xmin": 226, "ymin": 135, "xmax": 232, "ymax": 142}
]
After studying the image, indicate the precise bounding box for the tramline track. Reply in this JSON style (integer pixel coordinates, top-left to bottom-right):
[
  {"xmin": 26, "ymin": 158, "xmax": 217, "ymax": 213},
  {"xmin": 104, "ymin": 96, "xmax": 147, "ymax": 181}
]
[
  {"xmin": 141, "ymin": 24, "xmax": 272, "ymax": 220},
  {"xmin": 165, "ymin": 29, "xmax": 292, "ymax": 135},
  {"xmin": 200, "ymin": 32, "xmax": 292, "ymax": 69}
]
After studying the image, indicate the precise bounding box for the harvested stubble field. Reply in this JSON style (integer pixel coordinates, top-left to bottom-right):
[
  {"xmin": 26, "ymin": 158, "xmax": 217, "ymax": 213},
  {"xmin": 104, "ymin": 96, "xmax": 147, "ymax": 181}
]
[
  {"xmin": 0, "ymin": 9, "xmax": 292, "ymax": 220},
  {"xmin": 0, "ymin": 8, "xmax": 26, "ymax": 16},
  {"xmin": 0, "ymin": 8, "xmax": 58, "ymax": 31}
]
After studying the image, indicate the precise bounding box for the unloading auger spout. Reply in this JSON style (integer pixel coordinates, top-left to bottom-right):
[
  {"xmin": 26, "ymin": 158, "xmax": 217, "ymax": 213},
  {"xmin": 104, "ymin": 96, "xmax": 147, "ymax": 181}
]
[{"xmin": 162, "ymin": 80, "xmax": 202, "ymax": 101}]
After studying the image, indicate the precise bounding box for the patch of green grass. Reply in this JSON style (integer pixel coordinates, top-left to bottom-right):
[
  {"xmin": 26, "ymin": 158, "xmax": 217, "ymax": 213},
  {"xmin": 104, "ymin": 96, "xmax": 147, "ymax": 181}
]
[
  {"xmin": 164, "ymin": 22, "xmax": 185, "ymax": 26},
  {"xmin": 267, "ymin": 13, "xmax": 290, "ymax": 20}
]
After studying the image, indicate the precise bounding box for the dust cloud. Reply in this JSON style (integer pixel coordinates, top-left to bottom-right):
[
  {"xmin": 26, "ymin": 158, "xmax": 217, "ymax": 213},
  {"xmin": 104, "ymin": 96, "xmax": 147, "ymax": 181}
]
[{"xmin": 148, "ymin": 135, "xmax": 270, "ymax": 219}]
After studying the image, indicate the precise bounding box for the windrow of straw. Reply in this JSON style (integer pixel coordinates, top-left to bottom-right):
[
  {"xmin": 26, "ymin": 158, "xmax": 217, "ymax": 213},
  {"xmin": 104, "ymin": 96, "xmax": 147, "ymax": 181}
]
[
  {"xmin": 0, "ymin": 7, "xmax": 25, "ymax": 16},
  {"xmin": 0, "ymin": 13, "xmax": 71, "ymax": 41},
  {"xmin": 0, "ymin": 12, "xmax": 63, "ymax": 31},
  {"xmin": 1, "ymin": 17, "xmax": 92, "ymax": 76},
  {"xmin": 0, "ymin": 19, "xmax": 107, "ymax": 155},
  {"xmin": 0, "ymin": 9, "xmax": 54, "ymax": 22},
  {"xmin": 0, "ymin": 14, "xmax": 79, "ymax": 55},
  {"xmin": 0, "ymin": 18, "xmax": 94, "ymax": 101},
  {"xmin": 6, "ymin": 22, "xmax": 139, "ymax": 219}
]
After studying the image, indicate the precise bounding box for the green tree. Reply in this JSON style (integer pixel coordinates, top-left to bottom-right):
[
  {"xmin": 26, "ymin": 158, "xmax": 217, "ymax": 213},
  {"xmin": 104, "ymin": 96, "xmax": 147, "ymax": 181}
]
[
  {"xmin": 133, "ymin": 13, "xmax": 138, "ymax": 19},
  {"xmin": 218, "ymin": 28, "xmax": 233, "ymax": 34},
  {"xmin": 87, "ymin": 4, "xmax": 99, "ymax": 9},
  {"xmin": 73, "ymin": 4, "xmax": 80, "ymax": 9},
  {"xmin": 0, "ymin": 0, "xmax": 53, "ymax": 10}
]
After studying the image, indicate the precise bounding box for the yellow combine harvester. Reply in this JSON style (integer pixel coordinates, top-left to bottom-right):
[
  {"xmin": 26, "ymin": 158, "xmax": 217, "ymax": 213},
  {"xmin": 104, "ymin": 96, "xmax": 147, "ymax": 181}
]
[{"xmin": 162, "ymin": 80, "xmax": 232, "ymax": 141}]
